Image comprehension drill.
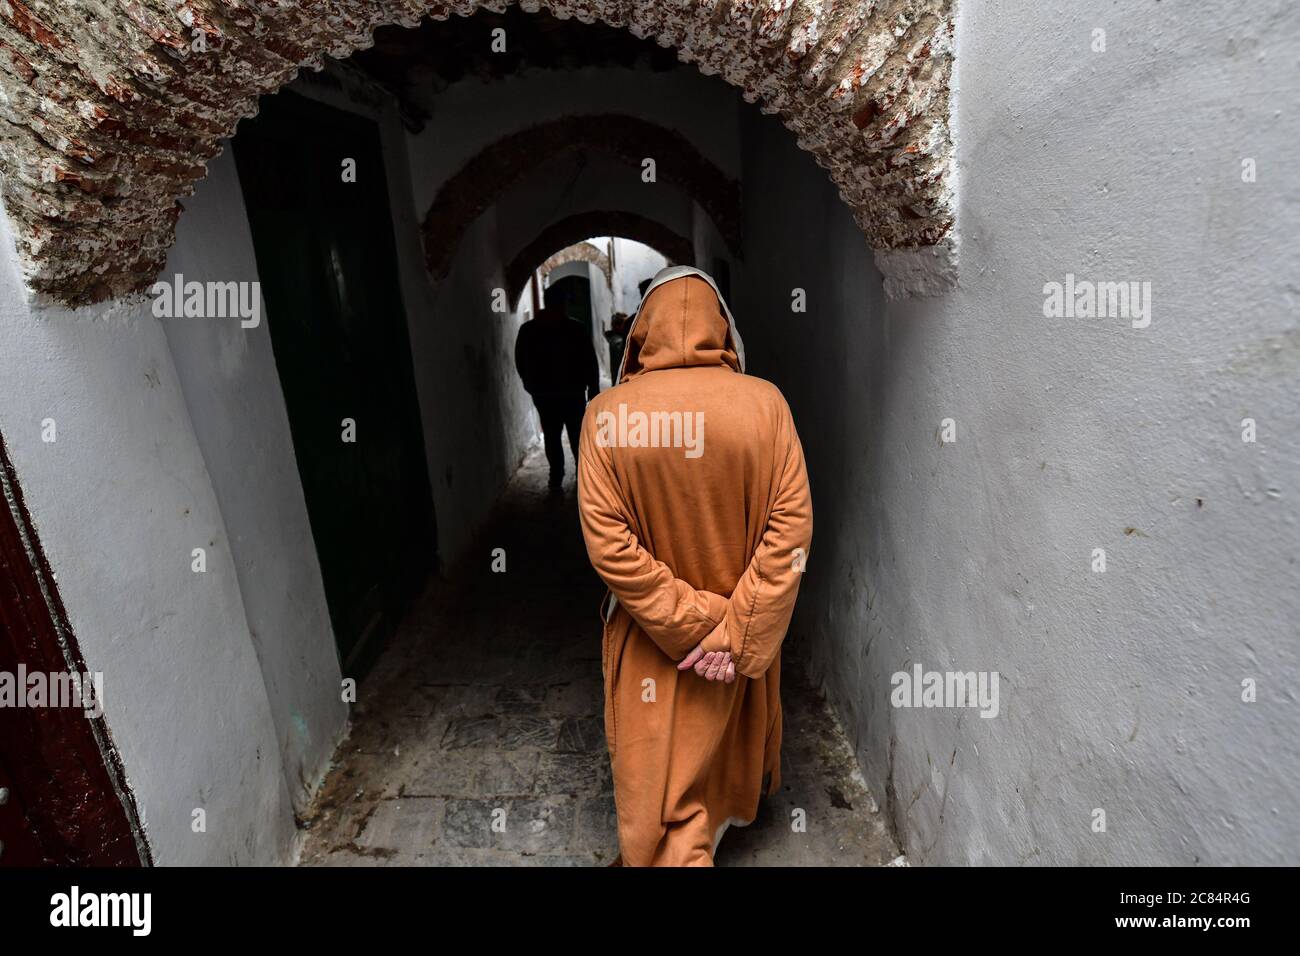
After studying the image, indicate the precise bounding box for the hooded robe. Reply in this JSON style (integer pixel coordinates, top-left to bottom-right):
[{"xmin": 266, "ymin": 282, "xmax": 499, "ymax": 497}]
[{"xmin": 577, "ymin": 267, "xmax": 813, "ymax": 866}]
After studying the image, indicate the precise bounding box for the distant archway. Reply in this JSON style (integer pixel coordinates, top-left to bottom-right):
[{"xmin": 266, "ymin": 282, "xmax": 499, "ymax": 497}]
[
  {"xmin": 540, "ymin": 241, "xmax": 610, "ymax": 290},
  {"xmin": 506, "ymin": 210, "xmax": 691, "ymax": 303},
  {"xmin": 0, "ymin": 0, "xmax": 955, "ymax": 305}
]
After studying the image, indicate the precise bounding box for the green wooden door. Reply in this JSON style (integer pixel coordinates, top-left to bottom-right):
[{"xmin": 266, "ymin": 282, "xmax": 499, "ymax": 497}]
[{"xmin": 233, "ymin": 90, "xmax": 436, "ymax": 671}]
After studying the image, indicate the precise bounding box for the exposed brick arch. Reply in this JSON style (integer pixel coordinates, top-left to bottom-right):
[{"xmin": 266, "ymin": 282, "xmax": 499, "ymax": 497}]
[
  {"xmin": 506, "ymin": 210, "xmax": 692, "ymax": 302},
  {"xmin": 0, "ymin": 0, "xmax": 955, "ymax": 305},
  {"xmin": 540, "ymin": 241, "xmax": 611, "ymax": 289},
  {"xmin": 423, "ymin": 113, "xmax": 740, "ymax": 280}
]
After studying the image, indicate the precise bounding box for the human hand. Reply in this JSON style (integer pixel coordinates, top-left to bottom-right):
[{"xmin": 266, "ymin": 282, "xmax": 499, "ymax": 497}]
[{"xmin": 678, "ymin": 643, "xmax": 736, "ymax": 683}]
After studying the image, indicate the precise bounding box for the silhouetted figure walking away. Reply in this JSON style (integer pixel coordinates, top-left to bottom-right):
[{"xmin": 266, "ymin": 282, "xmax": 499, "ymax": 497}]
[
  {"xmin": 515, "ymin": 306, "xmax": 600, "ymax": 490},
  {"xmin": 605, "ymin": 312, "xmax": 630, "ymax": 382}
]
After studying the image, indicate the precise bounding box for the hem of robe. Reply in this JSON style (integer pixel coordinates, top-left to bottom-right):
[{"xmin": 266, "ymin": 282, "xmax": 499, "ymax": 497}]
[
  {"xmin": 707, "ymin": 759, "xmax": 784, "ymax": 860},
  {"xmin": 712, "ymin": 815, "xmax": 751, "ymax": 857}
]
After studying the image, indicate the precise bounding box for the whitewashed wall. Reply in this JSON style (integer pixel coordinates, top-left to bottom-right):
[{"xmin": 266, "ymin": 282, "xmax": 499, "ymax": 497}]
[
  {"xmin": 0, "ymin": 214, "xmax": 300, "ymax": 865},
  {"xmin": 736, "ymin": 0, "xmax": 1300, "ymax": 865},
  {"xmin": 3, "ymin": 3, "xmax": 1294, "ymax": 869}
]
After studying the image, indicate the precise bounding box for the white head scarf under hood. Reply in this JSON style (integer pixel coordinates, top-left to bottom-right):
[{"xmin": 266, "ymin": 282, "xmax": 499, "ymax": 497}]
[{"xmin": 615, "ymin": 265, "xmax": 746, "ymax": 383}]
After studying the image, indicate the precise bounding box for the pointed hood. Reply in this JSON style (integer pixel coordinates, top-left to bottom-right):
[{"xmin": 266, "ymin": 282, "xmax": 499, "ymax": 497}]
[{"xmin": 617, "ymin": 266, "xmax": 746, "ymax": 383}]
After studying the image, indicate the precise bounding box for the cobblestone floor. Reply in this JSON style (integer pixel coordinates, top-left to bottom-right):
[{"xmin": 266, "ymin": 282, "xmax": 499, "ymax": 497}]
[{"xmin": 297, "ymin": 446, "xmax": 899, "ymax": 867}]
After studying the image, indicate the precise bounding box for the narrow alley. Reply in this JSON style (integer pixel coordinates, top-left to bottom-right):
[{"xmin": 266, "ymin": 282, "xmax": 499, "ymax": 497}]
[
  {"xmin": 1, "ymin": 1, "xmax": 1295, "ymax": 875},
  {"xmin": 298, "ymin": 447, "xmax": 898, "ymax": 867}
]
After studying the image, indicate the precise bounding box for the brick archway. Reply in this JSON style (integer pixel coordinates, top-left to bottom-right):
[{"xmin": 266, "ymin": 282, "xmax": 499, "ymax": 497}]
[
  {"xmin": 0, "ymin": 0, "xmax": 955, "ymax": 305},
  {"xmin": 506, "ymin": 210, "xmax": 692, "ymax": 303},
  {"xmin": 540, "ymin": 241, "xmax": 611, "ymax": 290},
  {"xmin": 423, "ymin": 114, "xmax": 740, "ymax": 281}
]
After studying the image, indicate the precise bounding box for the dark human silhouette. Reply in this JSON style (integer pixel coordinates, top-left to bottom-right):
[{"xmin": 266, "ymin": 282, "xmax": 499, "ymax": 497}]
[
  {"xmin": 605, "ymin": 312, "xmax": 630, "ymax": 380},
  {"xmin": 515, "ymin": 306, "xmax": 600, "ymax": 490}
]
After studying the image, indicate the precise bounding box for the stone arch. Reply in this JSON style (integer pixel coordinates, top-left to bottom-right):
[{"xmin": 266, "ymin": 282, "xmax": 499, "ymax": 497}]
[
  {"xmin": 506, "ymin": 210, "xmax": 692, "ymax": 302},
  {"xmin": 540, "ymin": 241, "xmax": 611, "ymax": 290},
  {"xmin": 423, "ymin": 113, "xmax": 740, "ymax": 280},
  {"xmin": 0, "ymin": 0, "xmax": 955, "ymax": 305}
]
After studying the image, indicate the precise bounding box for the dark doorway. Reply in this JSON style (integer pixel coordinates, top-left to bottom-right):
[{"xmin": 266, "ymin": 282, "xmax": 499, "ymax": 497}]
[
  {"xmin": 0, "ymin": 434, "xmax": 145, "ymax": 866},
  {"xmin": 546, "ymin": 274, "xmax": 593, "ymax": 335},
  {"xmin": 232, "ymin": 91, "xmax": 436, "ymax": 672}
]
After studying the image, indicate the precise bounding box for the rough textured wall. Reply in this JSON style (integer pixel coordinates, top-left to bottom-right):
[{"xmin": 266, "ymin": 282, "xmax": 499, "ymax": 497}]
[
  {"xmin": 0, "ymin": 0, "xmax": 955, "ymax": 304},
  {"xmin": 738, "ymin": 0, "xmax": 1299, "ymax": 864}
]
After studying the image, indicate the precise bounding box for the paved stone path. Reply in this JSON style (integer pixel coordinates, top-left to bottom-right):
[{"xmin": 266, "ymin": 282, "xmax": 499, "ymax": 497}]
[{"xmin": 297, "ymin": 447, "xmax": 898, "ymax": 866}]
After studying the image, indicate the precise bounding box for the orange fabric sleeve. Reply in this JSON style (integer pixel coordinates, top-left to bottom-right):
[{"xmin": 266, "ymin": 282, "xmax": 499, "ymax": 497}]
[
  {"xmin": 701, "ymin": 404, "xmax": 813, "ymax": 678},
  {"xmin": 577, "ymin": 416, "xmax": 728, "ymax": 660}
]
